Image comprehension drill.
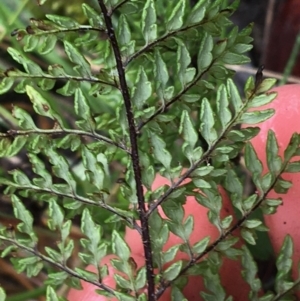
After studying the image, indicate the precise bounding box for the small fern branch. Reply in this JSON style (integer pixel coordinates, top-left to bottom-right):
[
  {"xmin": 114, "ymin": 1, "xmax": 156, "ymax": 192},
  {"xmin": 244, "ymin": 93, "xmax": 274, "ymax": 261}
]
[
  {"xmin": 0, "ymin": 72, "xmax": 118, "ymax": 88},
  {"xmin": 4, "ymin": 129, "xmax": 130, "ymax": 153},
  {"xmin": 156, "ymin": 148, "xmax": 299, "ymax": 298},
  {"xmin": 137, "ymin": 60, "xmax": 216, "ymax": 132},
  {"xmin": 0, "ymin": 235, "xmax": 117, "ymax": 296},
  {"xmin": 146, "ymin": 90, "xmax": 263, "ymax": 216},
  {"xmin": 125, "ymin": 19, "xmax": 215, "ymax": 67},
  {"xmin": 23, "ymin": 25, "xmax": 105, "ymax": 36},
  {"xmin": 2, "ymin": 182, "xmax": 140, "ymax": 231}
]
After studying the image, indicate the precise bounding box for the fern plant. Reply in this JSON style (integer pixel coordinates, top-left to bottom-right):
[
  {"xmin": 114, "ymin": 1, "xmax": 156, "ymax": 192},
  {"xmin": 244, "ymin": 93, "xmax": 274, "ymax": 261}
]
[{"xmin": 0, "ymin": 0, "xmax": 299, "ymax": 300}]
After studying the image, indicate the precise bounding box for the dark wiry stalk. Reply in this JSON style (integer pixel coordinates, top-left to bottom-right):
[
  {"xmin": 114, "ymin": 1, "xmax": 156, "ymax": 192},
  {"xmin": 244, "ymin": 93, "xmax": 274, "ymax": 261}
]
[{"xmin": 97, "ymin": 1, "xmax": 156, "ymax": 300}]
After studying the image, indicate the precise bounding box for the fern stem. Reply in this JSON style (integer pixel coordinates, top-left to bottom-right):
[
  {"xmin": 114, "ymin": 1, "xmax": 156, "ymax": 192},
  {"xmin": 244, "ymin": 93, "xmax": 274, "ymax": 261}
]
[
  {"xmin": 279, "ymin": 30, "xmax": 300, "ymax": 85},
  {"xmin": 97, "ymin": 1, "xmax": 156, "ymax": 300},
  {"xmin": 4, "ymin": 128, "xmax": 129, "ymax": 153},
  {"xmin": 137, "ymin": 59, "xmax": 216, "ymax": 132}
]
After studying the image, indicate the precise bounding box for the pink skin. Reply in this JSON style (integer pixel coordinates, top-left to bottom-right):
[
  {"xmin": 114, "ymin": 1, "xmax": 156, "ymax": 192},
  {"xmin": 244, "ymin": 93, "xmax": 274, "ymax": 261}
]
[
  {"xmin": 68, "ymin": 174, "xmax": 251, "ymax": 300},
  {"xmin": 244, "ymin": 85, "xmax": 300, "ymax": 285}
]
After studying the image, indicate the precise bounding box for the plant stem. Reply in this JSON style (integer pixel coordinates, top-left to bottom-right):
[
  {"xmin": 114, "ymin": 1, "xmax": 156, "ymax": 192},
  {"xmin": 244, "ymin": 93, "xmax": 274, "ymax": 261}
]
[
  {"xmin": 3, "ymin": 182, "xmax": 139, "ymax": 231},
  {"xmin": 280, "ymin": 30, "xmax": 300, "ymax": 85},
  {"xmin": 6, "ymin": 286, "xmax": 47, "ymax": 301},
  {"xmin": 4, "ymin": 128, "xmax": 129, "ymax": 152},
  {"xmin": 97, "ymin": 1, "xmax": 156, "ymax": 300}
]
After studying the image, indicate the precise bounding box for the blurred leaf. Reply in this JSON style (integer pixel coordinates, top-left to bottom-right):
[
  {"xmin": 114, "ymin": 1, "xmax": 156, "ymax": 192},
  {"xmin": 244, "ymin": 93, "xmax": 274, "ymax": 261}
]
[
  {"xmin": 46, "ymin": 14, "xmax": 80, "ymax": 28},
  {"xmin": 0, "ymin": 136, "xmax": 27, "ymax": 157},
  {"xmin": 154, "ymin": 49, "xmax": 169, "ymax": 102},
  {"xmin": 162, "ymin": 199, "xmax": 184, "ymax": 222},
  {"xmin": 82, "ymin": 4, "xmax": 103, "ymax": 28},
  {"xmin": 142, "ymin": 0, "xmax": 157, "ymax": 44},
  {"xmin": 45, "ymin": 246, "xmax": 64, "ymax": 262},
  {"xmin": 112, "ymin": 230, "xmax": 131, "ymax": 261},
  {"xmin": 117, "ymin": 15, "xmax": 131, "ymax": 46},
  {"xmin": 135, "ymin": 267, "xmax": 146, "ymax": 290},
  {"xmin": 266, "ymin": 130, "xmax": 282, "ymax": 174},
  {"xmin": 166, "ymin": 0, "xmax": 185, "ymax": 31},
  {"xmin": 7, "ymin": 47, "xmax": 43, "ymax": 75},
  {"xmin": 224, "ymin": 169, "xmax": 243, "ymax": 213},
  {"xmin": 221, "ymin": 215, "xmax": 233, "ymax": 229},
  {"xmin": 285, "ymin": 161, "xmax": 300, "ymax": 173},
  {"xmin": 177, "ymin": 40, "xmax": 191, "ymax": 87},
  {"xmin": 242, "ymin": 194, "xmax": 258, "ymax": 212},
  {"xmin": 0, "ymin": 77, "xmax": 14, "ymax": 94},
  {"xmin": 193, "ymin": 236, "xmax": 210, "ymax": 255},
  {"xmin": 275, "ymin": 235, "xmax": 293, "ymax": 295},
  {"xmin": 132, "ymin": 66, "xmax": 152, "ymax": 110},
  {"xmin": 241, "ymin": 229, "xmax": 256, "ymax": 245},
  {"xmin": 149, "ymin": 132, "xmax": 172, "ymax": 169},
  {"xmin": 255, "ymin": 79, "xmax": 277, "ymax": 94},
  {"xmin": 45, "ymin": 271, "xmax": 69, "ymax": 286},
  {"xmin": 197, "ymin": 33, "xmax": 213, "ymax": 74},
  {"xmin": 216, "ymin": 84, "xmax": 231, "ymax": 129},
  {"xmin": 115, "ymin": 274, "xmax": 132, "ymax": 290},
  {"xmin": 284, "ymin": 133, "xmax": 300, "ymax": 162},
  {"xmin": 48, "ymin": 200, "xmax": 64, "ymax": 230},
  {"xmin": 45, "ymin": 147, "xmax": 76, "ymax": 191},
  {"xmin": 215, "ymin": 237, "xmax": 239, "ymax": 253},
  {"xmin": 12, "ymin": 195, "xmax": 36, "ymax": 239},
  {"xmin": 80, "ymin": 208, "xmax": 106, "ymax": 265},
  {"xmin": 163, "ymin": 261, "xmax": 182, "ymax": 281},
  {"xmin": 26, "ymin": 85, "xmax": 63, "ymax": 125},
  {"xmin": 0, "ymin": 288, "xmax": 6, "ymax": 301},
  {"xmin": 186, "ymin": 0, "xmax": 207, "ymax": 25},
  {"xmin": 39, "ymin": 34, "xmax": 58, "ymax": 55},
  {"xmin": 243, "ymin": 219, "xmax": 262, "ymax": 229},
  {"xmin": 248, "ymin": 92, "xmax": 277, "ymax": 108},
  {"xmin": 222, "ymin": 52, "xmax": 249, "ymax": 64},
  {"xmin": 171, "ymin": 286, "xmax": 188, "ymax": 301},
  {"xmin": 227, "ymin": 78, "xmax": 243, "ymax": 113},
  {"xmin": 81, "ymin": 146, "xmax": 105, "ymax": 190},
  {"xmin": 179, "ymin": 110, "xmax": 198, "ymax": 149},
  {"xmin": 74, "ymin": 88, "xmax": 92, "ymax": 121},
  {"xmin": 201, "ymin": 269, "xmax": 226, "ymax": 301},
  {"xmin": 239, "ymin": 110, "xmax": 274, "ymax": 124},
  {"xmin": 64, "ymin": 41, "xmax": 92, "ymax": 77},
  {"xmin": 273, "ymin": 177, "xmax": 292, "ymax": 194},
  {"xmin": 244, "ymin": 142, "xmax": 262, "ymax": 187},
  {"xmin": 163, "ymin": 245, "xmax": 180, "ymax": 264},
  {"xmin": 241, "ymin": 246, "xmax": 262, "ymax": 294},
  {"xmin": 74, "ymin": 267, "xmax": 98, "ymax": 282},
  {"xmin": 200, "ymin": 98, "xmax": 218, "ymax": 146}
]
